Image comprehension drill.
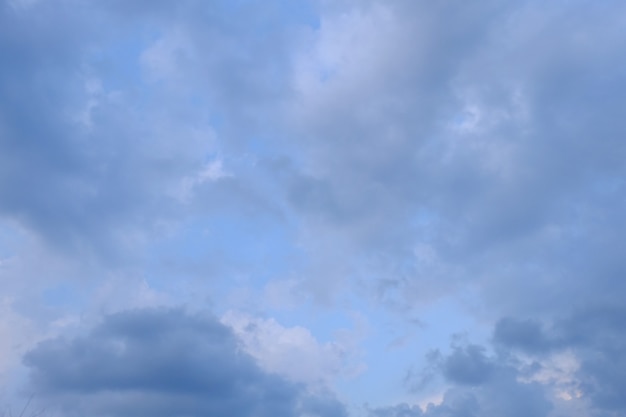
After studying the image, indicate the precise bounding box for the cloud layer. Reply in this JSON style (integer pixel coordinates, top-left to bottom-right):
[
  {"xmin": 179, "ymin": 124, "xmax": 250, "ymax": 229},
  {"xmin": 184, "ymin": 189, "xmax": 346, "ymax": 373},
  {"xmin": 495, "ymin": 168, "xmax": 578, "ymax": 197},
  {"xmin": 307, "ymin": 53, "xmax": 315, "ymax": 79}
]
[{"xmin": 1, "ymin": 0, "xmax": 626, "ymax": 415}]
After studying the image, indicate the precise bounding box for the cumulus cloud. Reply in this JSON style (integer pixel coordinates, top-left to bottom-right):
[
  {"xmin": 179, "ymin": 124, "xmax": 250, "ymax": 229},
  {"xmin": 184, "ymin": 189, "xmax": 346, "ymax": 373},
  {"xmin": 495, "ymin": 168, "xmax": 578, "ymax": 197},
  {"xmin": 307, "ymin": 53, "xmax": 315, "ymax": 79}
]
[
  {"xmin": 400, "ymin": 340, "xmax": 553, "ymax": 417},
  {"xmin": 222, "ymin": 310, "xmax": 360, "ymax": 388},
  {"xmin": 397, "ymin": 308, "xmax": 626, "ymax": 417},
  {"xmin": 23, "ymin": 308, "xmax": 347, "ymax": 417},
  {"xmin": 492, "ymin": 307, "xmax": 626, "ymax": 415}
]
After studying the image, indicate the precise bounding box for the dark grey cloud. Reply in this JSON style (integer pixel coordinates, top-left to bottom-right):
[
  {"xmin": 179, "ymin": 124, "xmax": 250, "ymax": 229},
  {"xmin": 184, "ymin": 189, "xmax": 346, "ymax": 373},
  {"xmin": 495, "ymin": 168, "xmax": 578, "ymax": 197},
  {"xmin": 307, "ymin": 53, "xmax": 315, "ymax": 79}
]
[
  {"xmin": 401, "ymin": 340, "xmax": 552, "ymax": 417},
  {"xmin": 493, "ymin": 318, "xmax": 555, "ymax": 355},
  {"xmin": 441, "ymin": 345, "xmax": 494, "ymax": 387},
  {"xmin": 23, "ymin": 307, "xmax": 347, "ymax": 417},
  {"xmin": 420, "ymin": 380, "xmax": 551, "ymax": 417},
  {"xmin": 398, "ymin": 306, "xmax": 626, "ymax": 417},
  {"xmin": 494, "ymin": 307, "xmax": 626, "ymax": 415}
]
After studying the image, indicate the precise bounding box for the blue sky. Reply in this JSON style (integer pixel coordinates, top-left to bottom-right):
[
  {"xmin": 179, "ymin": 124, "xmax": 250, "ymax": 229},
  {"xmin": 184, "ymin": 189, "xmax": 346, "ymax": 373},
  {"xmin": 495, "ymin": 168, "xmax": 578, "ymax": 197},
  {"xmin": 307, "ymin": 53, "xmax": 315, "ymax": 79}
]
[{"xmin": 2, "ymin": 0, "xmax": 626, "ymax": 416}]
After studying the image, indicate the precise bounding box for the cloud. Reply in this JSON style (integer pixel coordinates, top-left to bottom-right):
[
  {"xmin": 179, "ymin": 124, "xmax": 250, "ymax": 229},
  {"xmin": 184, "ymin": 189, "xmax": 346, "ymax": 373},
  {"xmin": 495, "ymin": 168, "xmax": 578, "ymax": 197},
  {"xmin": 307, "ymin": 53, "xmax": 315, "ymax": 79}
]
[
  {"xmin": 3, "ymin": 0, "xmax": 626, "ymax": 416},
  {"xmin": 281, "ymin": 2, "xmax": 626, "ymax": 412},
  {"xmin": 494, "ymin": 307, "xmax": 626, "ymax": 414},
  {"xmin": 0, "ymin": 0, "xmax": 301, "ymax": 265},
  {"xmin": 399, "ymin": 307, "xmax": 626, "ymax": 417},
  {"xmin": 441, "ymin": 344, "xmax": 494, "ymax": 387},
  {"xmin": 283, "ymin": 0, "xmax": 626, "ymax": 312},
  {"xmin": 493, "ymin": 318, "xmax": 555, "ymax": 355},
  {"xmin": 23, "ymin": 307, "xmax": 347, "ymax": 417},
  {"xmin": 0, "ymin": 297, "xmax": 37, "ymax": 386},
  {"xmin": 401, "ymin": 340, "xmax": 553, "ymax": 417},
  {"xmin": 0, "ymin": 0, "xmax": 300, "ymax": 324},
  {"xmin": 0, "ymin": 0, "xmax": 195, "ymax": 261},
  {"xmin": 222, "ymin": 310, "xmax": 361, "ymax": 388}
]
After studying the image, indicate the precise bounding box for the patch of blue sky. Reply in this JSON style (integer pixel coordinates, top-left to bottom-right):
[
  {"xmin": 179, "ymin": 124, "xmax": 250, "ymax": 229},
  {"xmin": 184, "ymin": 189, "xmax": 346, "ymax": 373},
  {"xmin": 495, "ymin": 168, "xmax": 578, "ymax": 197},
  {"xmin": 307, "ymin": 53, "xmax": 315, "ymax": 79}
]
[
  {"xmin": 40, "ymin": 282, "xmax": 80, "ymax": 309},
  {"xmin": 274, "ymin": 0, "xmax": 320, "ymax": 29},
  {"xmin": 145, "ymin": 210, "xmax": 300, "ymax": 297},
  {"xmin": 0, "ymin": 221, "xmax": 22, "ymax": 260},
  {"xmin": 269, "ymin": 298, "xmax": 360, "ymax": 344},
  {"xmin": 85, "ymin": 25, "xmax": 157, "ymax": 94},
  {"xmin": 411, "ymin": 207, "xmax": 440, "ymax": 229},
  {"xmin": 244, "ymin": 136, "xmax": 276, "ymax": 159}
]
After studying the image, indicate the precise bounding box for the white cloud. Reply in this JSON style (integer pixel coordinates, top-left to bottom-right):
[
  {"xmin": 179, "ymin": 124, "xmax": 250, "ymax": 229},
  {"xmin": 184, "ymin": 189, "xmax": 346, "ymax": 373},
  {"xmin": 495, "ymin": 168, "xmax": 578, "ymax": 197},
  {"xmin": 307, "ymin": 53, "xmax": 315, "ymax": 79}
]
[
  {"xmin": 518, "ymin": 350, "xmax": 583, "ymax": 404},
  {"xmin": 222, "ymin": 311, "xmax": 357, "ymax": 388},
  {"xmin": 176, "ymin": 159, "xmax": 230, "ymax": 203}
]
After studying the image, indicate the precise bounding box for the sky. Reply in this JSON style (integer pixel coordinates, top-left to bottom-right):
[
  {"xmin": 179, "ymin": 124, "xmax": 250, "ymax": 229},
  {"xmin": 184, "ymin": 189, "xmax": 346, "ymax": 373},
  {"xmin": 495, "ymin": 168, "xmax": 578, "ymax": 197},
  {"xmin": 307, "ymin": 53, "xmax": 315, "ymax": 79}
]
[{"xmin": 1, "ymin": 0, "xmax": 626, "ymax": 416}]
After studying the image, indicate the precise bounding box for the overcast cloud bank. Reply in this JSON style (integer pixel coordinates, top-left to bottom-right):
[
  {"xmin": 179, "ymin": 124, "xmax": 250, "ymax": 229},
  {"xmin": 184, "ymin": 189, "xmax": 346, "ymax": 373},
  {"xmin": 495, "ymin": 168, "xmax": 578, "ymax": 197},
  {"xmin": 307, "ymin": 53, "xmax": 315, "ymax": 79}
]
[{"xmin": 1, "ymin": 0, "xmax": 626, "ymax": 416}]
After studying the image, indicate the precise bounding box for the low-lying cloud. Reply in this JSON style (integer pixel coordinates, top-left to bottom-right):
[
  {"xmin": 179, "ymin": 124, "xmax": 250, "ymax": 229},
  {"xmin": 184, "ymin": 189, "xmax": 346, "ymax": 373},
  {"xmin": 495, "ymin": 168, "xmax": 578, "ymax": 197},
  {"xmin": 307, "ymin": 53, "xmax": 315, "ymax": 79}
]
[{"xmin": 24, "ymin": 308, "xmax": 347, "ymax": 417}]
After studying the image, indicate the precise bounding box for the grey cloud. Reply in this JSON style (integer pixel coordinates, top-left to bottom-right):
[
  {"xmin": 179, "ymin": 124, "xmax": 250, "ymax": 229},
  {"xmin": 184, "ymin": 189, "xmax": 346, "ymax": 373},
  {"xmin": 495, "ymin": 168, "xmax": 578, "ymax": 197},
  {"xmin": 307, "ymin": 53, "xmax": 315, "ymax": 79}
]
[
  {"xmin": 0, "ymin": 1, "xmax": 322, "ymax": 372},
  {"xmin": 23, "ymin": 307, "xmax": 347, "ymax": 417},
  {"xmin": 493, "ymin": 318, "xmax": 555, "ymax": 355},
  {"xmin": 421, "ymin": 379, "xmax": 551, "ymax": 417},
  {"xmin": 549, "ymin": 305, "xmax": 626, "ymax": 416},
  {"xmin": 275, "ymin": 0, "xmax": 626, "ymax": 313},
  {"xmin": 0, "ymin": 0, "xmax": 303, "ymax": 259},
  {"xmin": 0, "ymin": 1, "xmax": 184, "ymax": 260},
  {"xmin": 277, "ymin": 5, "xmax": 626, "ymax": 414},
  {"xmin": 497, "ymin": 307, "xmax": 626, "ymax": 415},
  {"xmin": 441, "ymin": 345, "xmax": 494, "ymax": 387},
  {"xmin": 403, "ymin": 341, "xmax": 552, "ymax": 417},
  {"xmin": 0, "ymin": 3, "xmax": 97, "ymax": 237},
  {"xmin": 5, "ymin": 0, "xmax": 626, "ymax": 415}
]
